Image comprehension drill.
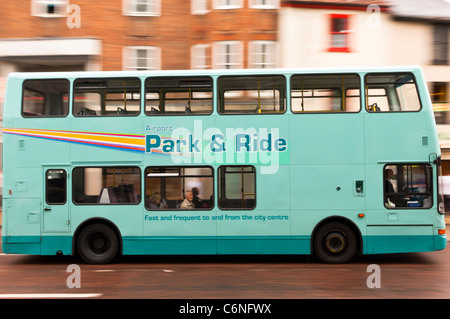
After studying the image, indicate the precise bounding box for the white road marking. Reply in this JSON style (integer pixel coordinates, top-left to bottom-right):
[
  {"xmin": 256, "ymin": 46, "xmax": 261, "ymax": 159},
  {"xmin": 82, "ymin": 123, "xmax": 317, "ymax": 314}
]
[{"xmin": 162, "ymin": 269, "xmax": 174, "ymax": 272}]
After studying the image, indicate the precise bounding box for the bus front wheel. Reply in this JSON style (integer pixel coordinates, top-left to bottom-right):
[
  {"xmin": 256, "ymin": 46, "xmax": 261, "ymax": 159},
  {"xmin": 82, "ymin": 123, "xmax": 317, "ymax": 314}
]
[
  {"xmin": 77, "ymin": 223, "xmax": 119, "ymax": 264},
  {"xmin": 313, "ymin": 222, "xmax": 357, "ymax": 264}
]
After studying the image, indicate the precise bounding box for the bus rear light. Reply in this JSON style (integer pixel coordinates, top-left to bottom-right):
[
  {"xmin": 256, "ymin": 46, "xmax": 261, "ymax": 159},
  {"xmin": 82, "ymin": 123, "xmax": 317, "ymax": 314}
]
[{"xmin": 438, "ymin": 229, "xmax": 446, "ymax": 235}]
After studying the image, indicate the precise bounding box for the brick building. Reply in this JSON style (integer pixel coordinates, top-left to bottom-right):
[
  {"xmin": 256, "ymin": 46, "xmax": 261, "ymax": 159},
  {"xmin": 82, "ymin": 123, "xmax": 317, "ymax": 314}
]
[{"xmin": 0, "ymin": 0, "xmax": 279, "ymax": 74}]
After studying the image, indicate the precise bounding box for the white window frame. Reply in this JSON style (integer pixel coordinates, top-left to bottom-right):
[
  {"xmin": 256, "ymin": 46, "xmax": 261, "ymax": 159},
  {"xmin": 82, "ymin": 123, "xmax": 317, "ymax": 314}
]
[
  {"xmin": 123, "ymin": 46, "xmax": 161, "ymax": 71},
  {"xmin": 213, "ymin": 0, "xmax": 243, "ymax": 10},
  {"xmin": 212, "ymin": 41, "xmax": 243, "ymax": 69},
  {"xmin": 123, "ymin": 0, "xmax": 161, "ymax": 16},
  {"xmin": 191, "ymin": 44, "xmax": 211, "ymax": 69},
  {"xmin": 31, "ymin": 0, "xmax": 69, "ymax": 17},
  {"xmin": 192, "ymin": 0, "xmax": 210, "ymax": 15},
  {"xmin": 249, "ymin": 0, "xmax": 279, "ymax": 9},
  {"xmin": 248, "ymin": 41, "xmax": 278, "ymax": 69}
]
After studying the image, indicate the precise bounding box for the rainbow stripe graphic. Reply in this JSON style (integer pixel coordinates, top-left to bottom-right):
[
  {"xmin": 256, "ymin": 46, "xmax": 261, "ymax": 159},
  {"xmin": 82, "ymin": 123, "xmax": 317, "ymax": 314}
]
[{"xmin": 3, "ymin": 127, "xmax": 146, "ymax": 153}]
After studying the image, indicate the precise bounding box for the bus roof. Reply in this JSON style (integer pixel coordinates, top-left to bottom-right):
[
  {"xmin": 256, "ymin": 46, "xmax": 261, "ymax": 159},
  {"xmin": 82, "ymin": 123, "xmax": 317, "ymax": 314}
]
[{"xmin": 7, "ymin": 65, "xmax": 424, "ymax": 80}]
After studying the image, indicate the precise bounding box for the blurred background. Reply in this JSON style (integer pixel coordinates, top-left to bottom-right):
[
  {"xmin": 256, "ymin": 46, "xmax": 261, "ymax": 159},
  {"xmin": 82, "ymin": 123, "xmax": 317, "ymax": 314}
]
[{"xmin": 0, "ymin": 0, "xmax": 449, "ymax": 207}]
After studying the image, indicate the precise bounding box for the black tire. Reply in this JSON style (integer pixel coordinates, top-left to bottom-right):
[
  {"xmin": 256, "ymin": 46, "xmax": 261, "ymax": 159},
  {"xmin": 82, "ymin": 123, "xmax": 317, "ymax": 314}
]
[
  {"xmin": 77, "ymin": 223, "xmax": 119, "ymax": 264},
  {"xmin": 313, "ymin": 222, "xmax": 357, "ymax": 264}
]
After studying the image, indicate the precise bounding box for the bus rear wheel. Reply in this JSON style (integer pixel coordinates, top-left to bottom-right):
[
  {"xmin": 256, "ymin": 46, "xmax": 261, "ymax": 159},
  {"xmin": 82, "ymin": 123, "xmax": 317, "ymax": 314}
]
[
  {"xmin": 77, "ymin": 223, "xmax": 119, "ymax": 264},
  {"xmin": 313, "ymin": 222, "xmax": 357, "ymax": 264}
]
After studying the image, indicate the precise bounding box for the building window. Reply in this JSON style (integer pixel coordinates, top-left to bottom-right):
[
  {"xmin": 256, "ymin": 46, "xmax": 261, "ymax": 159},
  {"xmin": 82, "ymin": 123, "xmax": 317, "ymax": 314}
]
[
  {"xmin": 249, "ymin": 0, "xmax": 279, "ymax": 9},
  {"xmin": 433, "ymin": 24, "xmax": 449, "ymax": 65},
  {"xmin": 248, "ymin": 41, "xmax": 278, "ymax": 69},
  {"xmin": 192, "ymin": 0, "xmax": 210, "ymax": 14},
  {"xmin": 22, "ymin": 79, "xmax": 69, "ymax": 117},
  {"xmin": 191, "ymin": 44, "xmax": 211, "ymax": 69},
  {"xmin": 384, "ymin": 164, "xmax": 432, "ymax": 209},
  {"xmin": 123, "ymin": 0, "xmax": 161, "ymax": 16},
  {"xmin": 329, "ymin": 14, "xmax": 351, "ymax": 52},
  {"xmin": 31, "ymin": 0, "xmax": 69, "ymax": 17},
  {"xmin": 73, "ymin": 167, "xmax": 141, "ymax": 205},
  {"xmin": 123, "ymin": 46, "xmax": 161, "ymax": 71},
  {"xmin": 218, "ymin": 166, "xmax": 256, "ymax": 210},
  {"xmin": 145, "ymin": 166, "xmax": 214, "ymax": 210},
  {"xmin": 213, "ymin": 41, "xmax": 243, "ymax": 69},
  {"xmin": 432, "ymin": 82, "xmax": 449, "ymax": 124},
  {"xmin": 213, "ymin": 0, "xmax": 243, "ymax": 9}
]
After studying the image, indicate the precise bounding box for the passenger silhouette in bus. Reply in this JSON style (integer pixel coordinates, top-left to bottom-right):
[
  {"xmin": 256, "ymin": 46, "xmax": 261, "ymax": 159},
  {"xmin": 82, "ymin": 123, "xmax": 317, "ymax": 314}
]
[
  {"xmin": 192, "ymin": 187, "xmax": 201, "ymax": 208},
  {"xmin": 385, "ymin": 168, "xmax": 397, "ymax": 208},
  {"xmin": 148, "ymin": 192, "xmax": 168, "ymax": 209},
  {"xmin": 180, "ymin": 190, "xmax": 195, "ymax": 209},
  {"xmin": 385, "ymin": 169, "xmax": 396, "ymax": 194}
]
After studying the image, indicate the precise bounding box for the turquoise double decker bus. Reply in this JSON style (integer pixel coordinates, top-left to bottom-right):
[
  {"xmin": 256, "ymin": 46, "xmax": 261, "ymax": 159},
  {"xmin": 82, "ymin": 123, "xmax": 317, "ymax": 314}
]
[{"xmin": 2, "ymin": 66, "xmax": 446, "ymax": 264}]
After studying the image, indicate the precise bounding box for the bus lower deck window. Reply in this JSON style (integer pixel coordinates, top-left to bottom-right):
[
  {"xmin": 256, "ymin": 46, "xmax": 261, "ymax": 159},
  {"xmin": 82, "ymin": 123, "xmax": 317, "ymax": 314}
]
[
  {"xmin": 145, "ymin": 166, "xmax": 214, "ymax": 210},
  {"xmin": 218, "ymin": 166, "xmax": 256, "ymax": 210},
  {"xmin": 46, "ymin": 169, "xmax": 67, "ymax": 205},
  {"xmin": 72, "ymin": 167, "xmax": 141, "ymax": 204}
]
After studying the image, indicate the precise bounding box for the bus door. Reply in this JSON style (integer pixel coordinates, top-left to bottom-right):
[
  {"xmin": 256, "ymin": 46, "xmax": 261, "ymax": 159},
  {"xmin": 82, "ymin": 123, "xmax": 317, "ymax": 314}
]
[{"xmin": 42, "ymin": 166, "xmax": 70, "ymax": 232}]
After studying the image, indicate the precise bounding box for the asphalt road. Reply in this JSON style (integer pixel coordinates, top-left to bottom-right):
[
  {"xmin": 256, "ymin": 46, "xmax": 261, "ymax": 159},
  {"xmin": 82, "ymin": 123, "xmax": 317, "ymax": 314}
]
[{"xmin": 1, "ymin": 238, "xmax": 450, "ymax": 300}]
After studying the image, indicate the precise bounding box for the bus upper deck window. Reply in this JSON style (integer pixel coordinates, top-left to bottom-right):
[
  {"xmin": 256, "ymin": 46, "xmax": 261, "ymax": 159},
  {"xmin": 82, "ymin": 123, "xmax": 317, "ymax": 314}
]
[
  {"xmin": 218, "ymin": 75, "xmax": 286, "ymax": 114},
  {"xmin": 145, "ymin": 76, "xmax": 213, "ymax": 115},
  {"xmin": 290, "ymin": 74, "xmax": 360, "ymax": 113},
  {"xmin": 365, "ymin": 73, "xmax": 421, "ymax": 112},
  {"xmin": 22, "ymin": 79, "xmax": 69, "ymax": 117},
  {"xmin": 73, "ymin": 78, "xmax": 141, "ymax": 116}
]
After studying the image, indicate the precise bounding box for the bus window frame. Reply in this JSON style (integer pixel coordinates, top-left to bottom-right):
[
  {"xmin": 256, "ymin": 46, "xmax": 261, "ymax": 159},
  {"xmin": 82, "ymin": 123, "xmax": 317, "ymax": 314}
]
[
  {"xmin": 145, "ymin": 165, "xmax": 215, "ymax": 211},
  {"xmin": 217, "ymin": 74, "xmax": 287, "ymax": 115},
  {"xmin": 22, "ymin": 78, "xmax": 70, "ymax": 118},
  {"xmin": 73, "ymin": 77, "xmax": 142, "ymax": 117},
  {"xmin": 72, "ymin": 166, "xmax": 142, "ymax": 205},
  {"xmin": 290, "ymin": 73, "xmax": 362, "ymax": 114},
  {"xmin": 144, "ymin": 76, "xmax": 214, "ymax": 116},
  {"xmin": 383, "ymin": 163, "xmax": 433, "ymax": 210},
  {"xmin": 365, "ymin": 72, "xmax": 423, "ymax": 113},
  {"xmin": 45, "ymin": 169, "xmax": 67, "ymax": 205},
  {"xmin": 218, "ymin": 165, "xmax": 256, "ymax": 210}
]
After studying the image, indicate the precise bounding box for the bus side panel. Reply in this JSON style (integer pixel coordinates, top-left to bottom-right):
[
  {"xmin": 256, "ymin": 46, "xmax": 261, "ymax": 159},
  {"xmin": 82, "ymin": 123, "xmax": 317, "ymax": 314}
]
[
  {"xmin": 123, "ymin": 237, "xmax": 217, "ymax": 255},
  {"xmin": 365, "ymin": 225, "xmax": 434, "ymax": 254},
  {"xmin": 363, "ymin": 72, "xmax": 446, "ymax": 254},
  {"xmin": 364, "ymin": 113, "xmax": 431, "ymax": 164},
  {"xmin": 40, "ymin": 236, "xmax": 72, "ymax": 255},
  {"xmin": 289, "ymin": 112, "xmax": 366, "ymax": 254},
  {"xmin": 2, "ymin": 198, "xmax": 41, "ymax": 255}
]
